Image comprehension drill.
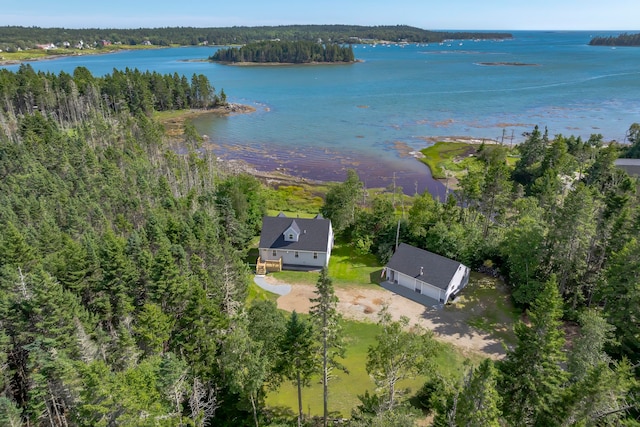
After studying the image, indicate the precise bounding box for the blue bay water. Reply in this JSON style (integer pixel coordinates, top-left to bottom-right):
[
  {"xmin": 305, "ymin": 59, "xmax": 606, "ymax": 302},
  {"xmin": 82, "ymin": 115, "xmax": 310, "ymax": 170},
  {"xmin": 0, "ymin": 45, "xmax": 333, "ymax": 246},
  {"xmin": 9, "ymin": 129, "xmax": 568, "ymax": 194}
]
[{"xmin": 4, "ymin": 31, "xmax": 640, "ymax": 193}]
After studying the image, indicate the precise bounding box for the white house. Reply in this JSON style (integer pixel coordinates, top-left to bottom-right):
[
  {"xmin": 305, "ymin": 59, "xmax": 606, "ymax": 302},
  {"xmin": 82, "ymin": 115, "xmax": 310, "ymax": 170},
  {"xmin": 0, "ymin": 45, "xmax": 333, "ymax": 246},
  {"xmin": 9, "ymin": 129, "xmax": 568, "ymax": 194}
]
[
  {"xmin": 385, "ymin": 243, "xmax": 470, "ymax": 304},
  {"xmin": 257, "ymin": 213, "xmax": 334, "ymax": 273}
]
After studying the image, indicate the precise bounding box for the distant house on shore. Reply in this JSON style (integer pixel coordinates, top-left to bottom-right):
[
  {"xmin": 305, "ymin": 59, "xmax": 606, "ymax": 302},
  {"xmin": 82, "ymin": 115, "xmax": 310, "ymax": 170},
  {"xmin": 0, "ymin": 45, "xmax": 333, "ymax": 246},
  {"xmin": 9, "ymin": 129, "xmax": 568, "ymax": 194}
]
[
  {"xmin": 256, "ymin": 213, "xmax": 334, "ymax": 274},
  {"xmin": 384, "ymin": 243, "xmax": 470, "ymax": 304}
]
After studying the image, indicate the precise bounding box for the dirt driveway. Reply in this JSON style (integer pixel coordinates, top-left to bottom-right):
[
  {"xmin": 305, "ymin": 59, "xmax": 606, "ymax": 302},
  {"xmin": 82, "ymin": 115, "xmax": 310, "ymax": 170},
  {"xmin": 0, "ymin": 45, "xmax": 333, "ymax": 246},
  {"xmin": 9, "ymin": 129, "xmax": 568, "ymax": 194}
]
[{"xmin": 264, "ymin": 276, "xmax": 506, "ymax": 359}]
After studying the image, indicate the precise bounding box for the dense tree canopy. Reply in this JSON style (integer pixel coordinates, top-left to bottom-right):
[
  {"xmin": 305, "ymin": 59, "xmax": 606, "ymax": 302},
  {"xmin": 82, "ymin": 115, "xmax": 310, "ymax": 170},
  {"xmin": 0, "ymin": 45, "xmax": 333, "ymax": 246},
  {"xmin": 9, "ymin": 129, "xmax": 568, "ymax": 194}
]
[
  {"xmin": 0, "ymin": 25, "xmax": 513, "ymax": 51},
  {"xmin": 1, "ymin": 56, "xmax": 639, "ymax": 425},
  {"xmin": 0, "ymin": 65, "xmax": 261, "ymax": 426},
  {"xmin": 590, "ymin": 32, "xmax": 640, "ymax": 46},
  {"xmin": 211, "ymin": 40, "xmax": 355, "ymax": 64}
]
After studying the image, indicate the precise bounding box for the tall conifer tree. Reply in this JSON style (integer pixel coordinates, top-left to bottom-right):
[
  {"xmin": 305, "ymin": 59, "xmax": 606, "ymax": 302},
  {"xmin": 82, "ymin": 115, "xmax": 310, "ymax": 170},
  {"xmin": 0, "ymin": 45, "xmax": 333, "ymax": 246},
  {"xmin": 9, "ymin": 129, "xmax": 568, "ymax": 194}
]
[
  {"xmin": 498, "ymin": 275, "xmax": 567, "ymax": 425},
  {"xmin": 310, "ymin": 267, "xmax": 346, "ymax": 427}
]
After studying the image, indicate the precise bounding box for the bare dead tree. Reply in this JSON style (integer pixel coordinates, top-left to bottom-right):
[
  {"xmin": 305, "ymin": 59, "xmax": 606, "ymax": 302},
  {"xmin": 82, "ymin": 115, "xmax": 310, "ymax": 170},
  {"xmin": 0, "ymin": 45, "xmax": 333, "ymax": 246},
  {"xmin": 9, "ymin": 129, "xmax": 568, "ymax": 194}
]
[{"xmin": 189, "ymin": 378, "xmax": 220, "ymax": 427}]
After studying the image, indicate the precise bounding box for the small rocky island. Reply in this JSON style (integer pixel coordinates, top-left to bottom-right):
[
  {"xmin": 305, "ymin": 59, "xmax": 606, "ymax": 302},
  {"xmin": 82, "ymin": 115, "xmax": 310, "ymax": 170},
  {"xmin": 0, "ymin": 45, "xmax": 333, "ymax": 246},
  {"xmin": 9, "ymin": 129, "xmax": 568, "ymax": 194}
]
[
  {"xmin": 209, "ymin": 40, "xmax": 356, "ymax": 64},
  {"xmin": 476, "ymin": 62, "xmax": 540, "ymax": 66},
  {"xmin": 589, "ymin": 32, "xmax": 640, "ymax": 46}
]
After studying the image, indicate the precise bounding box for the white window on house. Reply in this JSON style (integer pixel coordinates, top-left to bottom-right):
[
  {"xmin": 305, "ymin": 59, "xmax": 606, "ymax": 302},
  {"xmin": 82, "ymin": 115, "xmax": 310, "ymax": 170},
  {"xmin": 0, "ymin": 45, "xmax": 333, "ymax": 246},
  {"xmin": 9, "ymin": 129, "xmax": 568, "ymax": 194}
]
[
  {"xmin": 289, "ymin": 234, "xmax": 294, "ymax": 240},
  {"xmin": 313, "ymin": 252, "xmax": 318, "ymax": 259},
  {"xmin": 295, "ymin": 251, "xmax": 299, "ymax": 258},
  {"xmin": 272, "ymin": 250, "xmax": 277, "ymax": 256}
]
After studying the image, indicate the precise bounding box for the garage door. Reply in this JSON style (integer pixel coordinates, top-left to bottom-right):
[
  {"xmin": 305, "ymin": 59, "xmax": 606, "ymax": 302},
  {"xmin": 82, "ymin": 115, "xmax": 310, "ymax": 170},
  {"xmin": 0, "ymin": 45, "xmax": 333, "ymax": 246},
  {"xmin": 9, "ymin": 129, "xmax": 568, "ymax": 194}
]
[{"xmin": 420, "ymin": 282, "xmax": 441, "ymax": 301}]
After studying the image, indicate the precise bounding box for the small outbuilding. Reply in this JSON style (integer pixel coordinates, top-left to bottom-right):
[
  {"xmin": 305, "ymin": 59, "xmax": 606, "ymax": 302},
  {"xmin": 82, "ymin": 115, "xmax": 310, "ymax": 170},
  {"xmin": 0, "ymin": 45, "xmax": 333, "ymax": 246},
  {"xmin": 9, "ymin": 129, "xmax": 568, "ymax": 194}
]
[
  {"xmin": 615, "ymin": 158, "xmax": 640, "ymax": 177},
  {"xmin": 384, "ymin": 243, "xmax": 470, "ymax": 304},
  {"xmin": 257, "ymin": 213, "xmax": 334, "ymax": 274}
]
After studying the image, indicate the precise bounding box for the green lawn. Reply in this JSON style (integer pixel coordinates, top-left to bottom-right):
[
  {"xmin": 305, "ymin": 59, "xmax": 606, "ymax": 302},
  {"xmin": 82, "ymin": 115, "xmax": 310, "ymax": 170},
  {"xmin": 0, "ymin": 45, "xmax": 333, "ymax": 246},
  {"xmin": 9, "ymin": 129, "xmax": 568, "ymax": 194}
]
[
  {"xmin": 451, "ymin": 273, "xmax": 520, "ymax": 346},
  {"xmin": 419, "ymin": 141, "xmax": 520, "ymax": 183},
  {"xmin": 265, "ymin": 210, "xmax": 318, "ymax": 218},
  {"xmin": 266, "ymin": 318, "xmax": 472, "ymax": 418},
  {"xmin": 327, "ymin": 243, "xmax": 383, "ymax": 288},
  {"xmin": 255, "ymin": 239, "xmax": 517, "ymax": 418},
  {"xmin": 265, "ymin": 184, "xmax": 327, "ymax": 215},
  {"xmin": 247, "ymin": 280, "xmax": 279, "ymax": 303},
  {"xmin": 270, "ymin": 242, "xmax": 383, "ymax": 289},
  {"xmin": 419, "ymin": 141, "xmax": 481, "ymax": 179}
]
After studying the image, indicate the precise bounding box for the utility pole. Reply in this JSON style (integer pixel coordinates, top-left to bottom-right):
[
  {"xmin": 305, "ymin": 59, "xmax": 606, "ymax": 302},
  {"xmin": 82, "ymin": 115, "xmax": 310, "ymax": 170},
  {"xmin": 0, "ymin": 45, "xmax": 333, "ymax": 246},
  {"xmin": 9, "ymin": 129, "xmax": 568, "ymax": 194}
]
[
  {"xmin": 392, "ymin": 172, "xmax": 396, "ymax": 209},
  {"xmin": 362, "ymin": 180, "xmax": 367, "ymax": 207}
]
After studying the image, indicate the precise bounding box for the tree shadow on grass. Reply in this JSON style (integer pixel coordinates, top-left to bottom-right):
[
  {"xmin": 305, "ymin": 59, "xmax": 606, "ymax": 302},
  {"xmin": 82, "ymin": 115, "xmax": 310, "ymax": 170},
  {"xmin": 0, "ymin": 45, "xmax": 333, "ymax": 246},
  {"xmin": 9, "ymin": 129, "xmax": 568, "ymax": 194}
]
[
  {"xmin": 418, "ymin": 305, "xmax": 507, "ymax": 358},
  {"xmin": 410, "ymin": 273, "xmax": 518, "ymax": 358},
  {"xmin": 369, "ymin": 269, "xmax": 384, "ymax": 285},
  {"xmin": 263, "ymin": 405, "xmax": 296, "ymax": 425}
]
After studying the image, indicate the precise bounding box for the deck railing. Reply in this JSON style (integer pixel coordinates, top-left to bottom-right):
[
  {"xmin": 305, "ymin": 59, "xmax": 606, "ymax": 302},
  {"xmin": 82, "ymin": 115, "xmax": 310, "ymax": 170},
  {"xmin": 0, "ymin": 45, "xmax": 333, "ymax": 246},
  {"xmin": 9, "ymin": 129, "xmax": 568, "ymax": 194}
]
[{"xmin": 256, "ymin": 256, "xmax": 282, "ymax": 275}]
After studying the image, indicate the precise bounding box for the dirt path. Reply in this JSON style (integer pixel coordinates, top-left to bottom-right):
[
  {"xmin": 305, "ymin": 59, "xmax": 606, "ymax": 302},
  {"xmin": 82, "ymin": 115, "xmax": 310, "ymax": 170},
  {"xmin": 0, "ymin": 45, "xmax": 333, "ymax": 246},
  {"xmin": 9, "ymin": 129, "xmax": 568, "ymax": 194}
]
[{"xmin": 264, "ymin": 276, "xmax": 506, "ymax": 359}]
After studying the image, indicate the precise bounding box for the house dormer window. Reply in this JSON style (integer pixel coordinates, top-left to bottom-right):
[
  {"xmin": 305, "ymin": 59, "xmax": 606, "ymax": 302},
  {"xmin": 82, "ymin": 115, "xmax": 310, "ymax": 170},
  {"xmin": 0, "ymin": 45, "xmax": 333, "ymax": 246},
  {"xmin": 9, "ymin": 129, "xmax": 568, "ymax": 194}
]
[{"xmin": 283, "ymin": 220, "xmax": 301, "ymax": 242}]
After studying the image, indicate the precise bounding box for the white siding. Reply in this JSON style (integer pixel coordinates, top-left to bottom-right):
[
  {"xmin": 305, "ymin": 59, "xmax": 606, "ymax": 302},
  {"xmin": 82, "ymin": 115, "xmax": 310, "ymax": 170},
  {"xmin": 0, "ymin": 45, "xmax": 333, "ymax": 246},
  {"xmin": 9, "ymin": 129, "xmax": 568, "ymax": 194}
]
[
  {"xmin": 443, "ymin": 265, "xmax": 470, "ymax": 303},
  {"xmin": 325, "ymin": 223, "xmax": 334, "ymax": 266},
  {"xmin": 260, "ymin": 248, "xmax": 327, "ymax": 269},
  {"xmin": 387, "ymin": 269, "xmax": 443, "ymax": 301}
]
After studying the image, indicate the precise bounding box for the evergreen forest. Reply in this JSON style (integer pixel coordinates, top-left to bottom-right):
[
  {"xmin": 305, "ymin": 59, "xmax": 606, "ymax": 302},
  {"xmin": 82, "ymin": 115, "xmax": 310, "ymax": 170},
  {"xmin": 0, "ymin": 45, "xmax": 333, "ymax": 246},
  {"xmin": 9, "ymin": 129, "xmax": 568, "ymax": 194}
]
[
  {"xmin": 0, "ymin": 25, "xmax": 512, "ymax": 52},
  {"xmin": 0, "ymin": 63, "xmax": 639, "ymax": 426},
  {"xmin": 210, "ymin": 41, "xmax": 355, "ymax": 64},
  {"xmin": 589, "ymin": 32, "xmax": 640, "ymax": 46}
]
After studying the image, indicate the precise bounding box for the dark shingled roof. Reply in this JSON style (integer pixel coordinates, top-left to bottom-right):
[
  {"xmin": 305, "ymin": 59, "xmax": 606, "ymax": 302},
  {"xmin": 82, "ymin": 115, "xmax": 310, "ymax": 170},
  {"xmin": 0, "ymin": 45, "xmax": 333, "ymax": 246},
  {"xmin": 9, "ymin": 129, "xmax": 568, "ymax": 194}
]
[
  {"xmin": 259, "ymin": 214, "xmax": 332, "ymax": 252},
  {"xmin": 288, "ymin": 220, "xmax": 301, "ymax": 235},
  {"xmin": 615, "ymin": 158, "xmax": 640, "ymax": 177},
  {"xmin": 386, "ymin": 243, "xmax": 463, "ymax": 290}
]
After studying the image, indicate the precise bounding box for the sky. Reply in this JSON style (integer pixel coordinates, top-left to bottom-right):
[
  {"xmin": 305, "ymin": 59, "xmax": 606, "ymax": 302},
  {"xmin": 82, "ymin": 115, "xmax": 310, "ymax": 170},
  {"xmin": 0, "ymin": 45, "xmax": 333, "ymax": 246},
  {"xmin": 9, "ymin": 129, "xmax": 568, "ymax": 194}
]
[{"xmin": 2, "ymin": 0, "xmax": 638, "ymax": 31}]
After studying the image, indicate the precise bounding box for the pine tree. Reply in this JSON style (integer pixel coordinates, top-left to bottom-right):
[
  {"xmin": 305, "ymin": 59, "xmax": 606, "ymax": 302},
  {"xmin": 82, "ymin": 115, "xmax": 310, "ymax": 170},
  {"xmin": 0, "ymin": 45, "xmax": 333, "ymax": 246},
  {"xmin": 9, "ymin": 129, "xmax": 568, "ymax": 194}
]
[
  {"xmin": 455, "ymin": 359, "xmax": 502, "ymax": 427},
  {"xmin": 598, "ymin": 238, "xmax": 640, "ymax": 358},
  {"xmin": 220, "ymin": 315, "xmax": 269, "ymax": 427},
  {"xmin": 560, "ymin": 309, "xmax": 636, "ymax": 425},
  {"xmin": 278, "ymin": 311, "xmax": 317, "ymax": 427},
  {"xmin": 310, "ymin": 267, "xmax": 346, "ymax": 427},
  {"xmin": 498, "ymin": 275, "xmax": 567, "ymax": 425}
]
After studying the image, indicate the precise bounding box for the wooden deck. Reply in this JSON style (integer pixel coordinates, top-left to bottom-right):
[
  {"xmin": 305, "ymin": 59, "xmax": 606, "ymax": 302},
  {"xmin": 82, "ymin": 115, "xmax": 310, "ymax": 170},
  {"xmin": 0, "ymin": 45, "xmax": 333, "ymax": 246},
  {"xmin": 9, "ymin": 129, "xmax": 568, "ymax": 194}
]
[{"xmin": 256, "ymin": 256, "xmax": 282, "ymax": 275}]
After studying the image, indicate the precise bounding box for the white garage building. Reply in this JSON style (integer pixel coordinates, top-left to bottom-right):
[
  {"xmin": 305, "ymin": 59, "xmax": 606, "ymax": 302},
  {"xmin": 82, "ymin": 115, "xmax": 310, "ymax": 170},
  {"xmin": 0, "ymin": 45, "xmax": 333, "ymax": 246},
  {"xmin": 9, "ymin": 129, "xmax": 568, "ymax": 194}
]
[{"xmin": 385, "ymin": 243, "xmax": 470, "ymax": 304}]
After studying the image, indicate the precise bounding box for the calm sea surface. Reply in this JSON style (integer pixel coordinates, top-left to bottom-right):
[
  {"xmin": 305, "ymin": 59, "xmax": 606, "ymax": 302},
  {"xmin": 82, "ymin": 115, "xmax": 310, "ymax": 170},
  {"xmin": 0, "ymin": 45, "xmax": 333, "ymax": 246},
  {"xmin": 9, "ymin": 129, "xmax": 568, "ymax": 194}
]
[{"xmin": 5, "ymin": 31, "xmax": 640, "ymax": 194}]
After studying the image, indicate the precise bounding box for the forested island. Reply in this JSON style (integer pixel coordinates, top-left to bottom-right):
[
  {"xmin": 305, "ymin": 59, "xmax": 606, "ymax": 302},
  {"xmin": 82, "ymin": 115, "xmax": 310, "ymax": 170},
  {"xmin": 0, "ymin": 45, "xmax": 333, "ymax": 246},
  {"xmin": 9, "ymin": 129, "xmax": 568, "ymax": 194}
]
[
  {"xmin": 589, "ymin": 32, "xmax": 640, "ymax": 46},
  {"xmin": 1, "ymin": 61, "xmax": 639, "ymax": 426},
  {"xmin": 0, "ymin": 25, "xmax": 512, "ymax": 51},
  {"xmin": 210, "ymin": 40, "xmax": 356, "ymax": 64}
]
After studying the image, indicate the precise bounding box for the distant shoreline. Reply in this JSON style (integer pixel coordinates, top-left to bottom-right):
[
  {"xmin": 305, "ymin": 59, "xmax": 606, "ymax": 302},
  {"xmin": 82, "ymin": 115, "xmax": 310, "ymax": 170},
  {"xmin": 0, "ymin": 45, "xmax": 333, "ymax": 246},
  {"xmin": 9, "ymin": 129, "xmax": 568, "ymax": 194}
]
[
  {"xmin": 213, "ymin": 59, "xmax": 363, "ymax": 66},
  {"xmin": 159, "ymin": 104, "xmax": 256, "ymax": 137},
  {"xmin": 476, "ymin": 62, "xmax": 540, "ymax": 67},
  {"xmin": 0, "ymin": 46, "xmax": 161, "ymax": 66}
]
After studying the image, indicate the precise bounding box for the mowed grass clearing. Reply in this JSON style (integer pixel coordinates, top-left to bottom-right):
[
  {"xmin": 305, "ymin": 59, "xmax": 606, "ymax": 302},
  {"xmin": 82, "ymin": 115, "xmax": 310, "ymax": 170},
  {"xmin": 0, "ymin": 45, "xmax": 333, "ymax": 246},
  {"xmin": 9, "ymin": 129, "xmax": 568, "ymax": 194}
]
[
  {"xmin": 266, "ymin": 317, "xmax": 474, "ymax": 418},
  {"xmin": 257, "ymin": 242, "xmax": 518, "ymax": 417},
  {"xmin": 451, "ymin": 272, "xmax": 520, "ymax": 346},
  {"xmin": 270, "ymin": 242, "xmax": 382, "ymax": 290}
]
